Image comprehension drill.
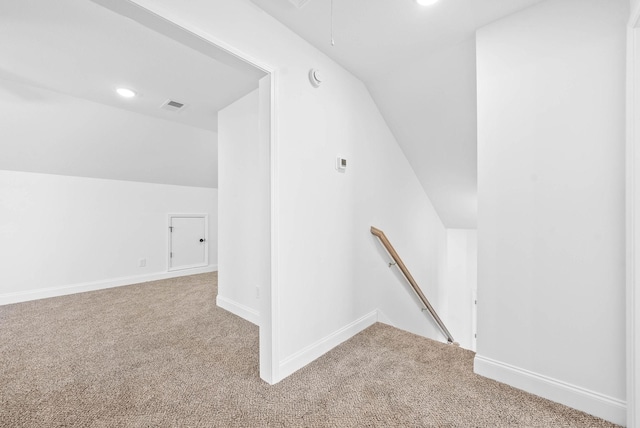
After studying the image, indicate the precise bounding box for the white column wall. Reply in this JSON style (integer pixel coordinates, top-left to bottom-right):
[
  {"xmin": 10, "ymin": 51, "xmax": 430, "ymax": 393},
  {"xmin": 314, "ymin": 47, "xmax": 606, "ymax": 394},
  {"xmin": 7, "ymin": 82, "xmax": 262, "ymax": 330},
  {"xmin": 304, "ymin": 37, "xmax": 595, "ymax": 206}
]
[
  {"xmin": 217, "ymin": 89, "xmax": 265, "ymax": 324},
  {"xmin": 475, "ymin": 0, "xmax": 627, "ymax": 424}
]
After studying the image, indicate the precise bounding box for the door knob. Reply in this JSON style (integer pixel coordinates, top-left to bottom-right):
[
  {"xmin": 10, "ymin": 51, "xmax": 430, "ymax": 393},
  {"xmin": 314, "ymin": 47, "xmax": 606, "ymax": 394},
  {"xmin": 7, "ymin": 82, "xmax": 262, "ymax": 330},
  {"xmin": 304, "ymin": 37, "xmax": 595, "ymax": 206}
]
[{"xmin": 200, "ymin": 238, "xmax": 205, "ymax": 242}]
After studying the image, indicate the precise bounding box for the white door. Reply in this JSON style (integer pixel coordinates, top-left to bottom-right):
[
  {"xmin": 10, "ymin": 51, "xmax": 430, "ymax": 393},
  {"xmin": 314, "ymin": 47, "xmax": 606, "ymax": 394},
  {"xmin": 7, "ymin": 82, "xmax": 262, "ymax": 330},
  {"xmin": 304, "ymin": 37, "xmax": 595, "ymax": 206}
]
[{"xmin": 169, "ymin": 215, "xmax": 208, "ymax": 271}]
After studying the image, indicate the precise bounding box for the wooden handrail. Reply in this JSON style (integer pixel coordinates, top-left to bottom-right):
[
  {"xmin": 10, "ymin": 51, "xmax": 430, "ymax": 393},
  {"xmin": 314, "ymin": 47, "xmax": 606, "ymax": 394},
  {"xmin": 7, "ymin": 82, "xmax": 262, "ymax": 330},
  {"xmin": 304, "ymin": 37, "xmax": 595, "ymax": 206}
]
[{"xmin": 371, "ymin": 226, "xmax": 455, "ymax": 344}]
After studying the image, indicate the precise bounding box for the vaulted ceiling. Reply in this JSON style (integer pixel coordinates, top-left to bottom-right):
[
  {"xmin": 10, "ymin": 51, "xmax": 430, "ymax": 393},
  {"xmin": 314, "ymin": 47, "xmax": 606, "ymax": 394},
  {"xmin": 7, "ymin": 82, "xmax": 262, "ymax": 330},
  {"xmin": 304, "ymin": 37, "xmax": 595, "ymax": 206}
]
[
  {"xmin": 0, "ymin": 0, "xmax": 264, "ymax": 132},
  {"xmin": 0, "ymin": 0, "xmax": 266, "ymax": 188},
  {"xmin": 249, "ymin": 0, "xmax": 548, "ymax": 228}
]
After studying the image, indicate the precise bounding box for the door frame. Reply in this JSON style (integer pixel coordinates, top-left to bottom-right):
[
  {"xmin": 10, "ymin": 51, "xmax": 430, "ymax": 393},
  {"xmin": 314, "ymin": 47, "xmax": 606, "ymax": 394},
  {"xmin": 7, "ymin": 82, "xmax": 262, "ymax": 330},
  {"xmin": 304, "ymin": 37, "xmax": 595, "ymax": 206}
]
[
  {"xmin": 627, "ymin": 4, "xmax": 640, "ymax": 426},
  {"xmin": 90, "ymin": 0, "xmax": 281, "ymax": 384},
  {"xmin": 167, "ymin": 213, "xmax": 209, "ymax": 272}
]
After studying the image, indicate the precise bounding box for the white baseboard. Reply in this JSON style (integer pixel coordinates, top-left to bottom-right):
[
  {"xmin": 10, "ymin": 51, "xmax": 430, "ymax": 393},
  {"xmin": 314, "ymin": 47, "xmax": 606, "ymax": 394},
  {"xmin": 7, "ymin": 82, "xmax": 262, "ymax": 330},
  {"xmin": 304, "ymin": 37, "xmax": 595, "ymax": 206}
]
[
  {"xmin": 278, "ymin": 310, "xmax": 378, "ymax": 380},
  {"xmin": 0, "ymin": 264, "xmax": 218, "ymax": 306},
  {"xmin": 474, "ymin": 354, "xmax": 626, "ymax": 426},
  {"xmin": 216, "ymin": 295, "xmax": 260, "ymax": 325}
]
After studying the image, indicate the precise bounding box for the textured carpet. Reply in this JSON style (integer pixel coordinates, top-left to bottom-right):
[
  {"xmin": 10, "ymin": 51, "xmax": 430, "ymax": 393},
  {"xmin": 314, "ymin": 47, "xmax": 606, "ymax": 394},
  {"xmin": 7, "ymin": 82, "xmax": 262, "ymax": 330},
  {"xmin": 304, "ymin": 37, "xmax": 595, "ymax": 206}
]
[{"xmin": 0, "ymin": 272, "xmax": 619, "ymax": 427}]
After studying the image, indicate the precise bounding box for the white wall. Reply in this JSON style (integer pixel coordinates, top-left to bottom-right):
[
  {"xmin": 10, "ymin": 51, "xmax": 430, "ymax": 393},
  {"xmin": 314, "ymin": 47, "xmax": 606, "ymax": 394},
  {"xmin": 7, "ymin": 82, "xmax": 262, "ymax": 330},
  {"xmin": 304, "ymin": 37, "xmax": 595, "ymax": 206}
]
[
  {"xmin": 0, "ymin": 78, "xmax": 218, "ymax": 188},
  {"xmin": 350, "ymin": 90, "xmax": 449, "ymax": 345},
  {"xmin": 368, "ymin": 38, "xmax": 478, "ymax": 229},
  {"xmin": 121, "ymin": 0, "xmax": 452, "ymax": 382},
  {"xmin": 0, "ymin": 170, "xmax": 217, "ymax": 304},
  {"xmin": 444, "ymin": 229, "xmax": 477, "ymax": 351},
  {"xmin": 475, "ymin": 0, "xmax": 627, "ymax": 424},
  {"xmin": 633, "ymin": 0, "xmax": 640, "ymax": 13},
  {"xmin": 216, "ymin": 89, "xmax": 265, "ymax": 324}
]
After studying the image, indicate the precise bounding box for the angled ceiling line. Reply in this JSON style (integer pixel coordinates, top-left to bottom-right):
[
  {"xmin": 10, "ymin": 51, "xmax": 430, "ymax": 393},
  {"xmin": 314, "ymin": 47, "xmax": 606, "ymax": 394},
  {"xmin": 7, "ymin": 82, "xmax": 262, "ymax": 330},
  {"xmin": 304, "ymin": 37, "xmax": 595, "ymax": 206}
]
[{"xmin": 288, "ymin": 0, "xmax": 311, "ymax": 8}]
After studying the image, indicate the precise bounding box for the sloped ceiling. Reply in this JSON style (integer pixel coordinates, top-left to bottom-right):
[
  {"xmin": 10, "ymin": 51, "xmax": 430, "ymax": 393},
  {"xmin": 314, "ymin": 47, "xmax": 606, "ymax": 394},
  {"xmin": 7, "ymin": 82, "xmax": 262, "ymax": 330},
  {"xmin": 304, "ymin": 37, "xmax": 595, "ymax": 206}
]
[
  {"xmin": 0, "ymin": 0, "xmax": 265, "ymax": 132},
  {"xmin": 249, "ymin": 0, "xmax": 547, "ymax": 227},
  {"xmin": 0, "ymin": 0, "xmax": 266, "ymax": 188}
]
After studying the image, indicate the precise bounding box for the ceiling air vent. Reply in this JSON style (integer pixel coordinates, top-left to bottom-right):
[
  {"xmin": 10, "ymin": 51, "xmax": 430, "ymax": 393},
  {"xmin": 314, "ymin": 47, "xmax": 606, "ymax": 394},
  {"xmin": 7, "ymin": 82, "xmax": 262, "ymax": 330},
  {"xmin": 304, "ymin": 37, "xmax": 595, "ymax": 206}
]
[{"xmin": 161, "ymin": 99, "xmax": 186, "ymax": 112}]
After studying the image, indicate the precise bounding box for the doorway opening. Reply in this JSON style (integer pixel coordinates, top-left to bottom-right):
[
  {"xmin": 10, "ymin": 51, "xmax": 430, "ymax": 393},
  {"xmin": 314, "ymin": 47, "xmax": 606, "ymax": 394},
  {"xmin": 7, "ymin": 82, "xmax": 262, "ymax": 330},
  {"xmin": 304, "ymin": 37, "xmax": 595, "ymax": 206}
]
[{"xmin": 92, "ymin": 0, "xmax": 278, "ymax": 384}]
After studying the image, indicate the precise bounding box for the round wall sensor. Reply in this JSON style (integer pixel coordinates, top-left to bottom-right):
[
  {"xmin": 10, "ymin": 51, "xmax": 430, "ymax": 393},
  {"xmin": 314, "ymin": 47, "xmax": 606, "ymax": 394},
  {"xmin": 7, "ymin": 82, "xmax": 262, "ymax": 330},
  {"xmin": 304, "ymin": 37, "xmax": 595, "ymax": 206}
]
[{"xmin": 309, "ymin": 69, "xmax": 323, "ymax": 88}]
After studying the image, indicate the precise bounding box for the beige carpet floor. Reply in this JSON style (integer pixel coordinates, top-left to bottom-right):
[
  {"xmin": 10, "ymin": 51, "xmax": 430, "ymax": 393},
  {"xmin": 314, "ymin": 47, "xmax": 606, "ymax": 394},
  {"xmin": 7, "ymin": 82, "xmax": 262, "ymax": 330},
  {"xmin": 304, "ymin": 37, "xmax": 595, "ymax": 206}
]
[{"xmin": 0, "ymin": 272, "xmax": 619, "ymax": 427}]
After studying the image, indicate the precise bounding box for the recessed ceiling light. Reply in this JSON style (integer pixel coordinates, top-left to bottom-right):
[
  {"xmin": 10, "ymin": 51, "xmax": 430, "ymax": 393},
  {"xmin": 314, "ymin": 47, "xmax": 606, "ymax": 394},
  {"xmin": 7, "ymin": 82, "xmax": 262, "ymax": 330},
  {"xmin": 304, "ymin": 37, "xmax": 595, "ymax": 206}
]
[
  {"xmin": 416, "ymin": 0, "xmax": 439, "ymax": 5},
  {"xmin": 116, "ymin": 87, "xmax": 136, "ymax": 98}
]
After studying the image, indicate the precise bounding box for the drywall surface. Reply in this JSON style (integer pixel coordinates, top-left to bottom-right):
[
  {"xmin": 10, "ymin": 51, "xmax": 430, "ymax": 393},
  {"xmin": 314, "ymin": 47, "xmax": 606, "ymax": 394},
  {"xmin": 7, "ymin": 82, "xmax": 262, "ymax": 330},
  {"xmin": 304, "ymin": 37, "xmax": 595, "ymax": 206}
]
[
  {"xmin": 353, "ymin": 91, "xmax": 448, "ymax": 345},
  {"xmin": 0, "ymin": 78, "xmax": 218, "ymax": 188},
  {"xmin": 0, "ymin": 170, "xmax": 217, "ymax": 302},
  {"xmin": 217, "ymin": 89, "xmax": 264, "ymax": 320},
  {"xmin": 476, "ymin": 0, "xmax": 627, "ymax": 423},
  {"xmin": 368, "ymin": 38, "xmax": 478, "ymax": 229},
  {"xmin": 445, "ymin": 229, "xmax": 477, "ymax": 351},
  {"xmin": 122, "ymin": 0, "xmax": 450, "ymax": 380},
  {"xmin": 633, "ymin": 0, "xmax": 640, "ymax": 14}
]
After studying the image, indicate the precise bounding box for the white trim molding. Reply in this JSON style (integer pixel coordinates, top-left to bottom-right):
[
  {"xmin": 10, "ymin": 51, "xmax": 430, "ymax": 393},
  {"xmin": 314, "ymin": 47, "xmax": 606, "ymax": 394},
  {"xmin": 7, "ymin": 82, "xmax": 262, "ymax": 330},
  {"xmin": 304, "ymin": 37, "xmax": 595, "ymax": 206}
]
[
  {"xmin": 474, "ymin": 355, "xmax": 626, "ymax": 426},
  {"xmin": 263, "ymin": 70, "xmax": 280, "ymax": 385},
  {"xmin": 216, "ymin": 295, "xmax": 260, "ymax": 325},
  {"xmin": 278, "ymin": 311, "xmax": 378, "ymax": 380},
  {"xmin": 628, "ymin": 4, "xmax": 640, "ymax": 427},
  {"xmin": 0, "ymin": 264, "xmax": 218, "ymax": 306}
]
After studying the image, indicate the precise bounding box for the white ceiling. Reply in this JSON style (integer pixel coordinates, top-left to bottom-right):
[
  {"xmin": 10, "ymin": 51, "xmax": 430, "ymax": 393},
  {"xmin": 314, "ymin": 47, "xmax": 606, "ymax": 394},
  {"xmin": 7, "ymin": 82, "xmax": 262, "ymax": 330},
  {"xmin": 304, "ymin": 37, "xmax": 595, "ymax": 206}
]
[
  {"xmin": 0, "ymin": 0, "xmax": 265, "ymax": 132},
  {"xmin": 1, "ymin": 0, "xmax": 548, "ymax": 218},
  {"xmin": 250, "ymin": 0, "xmax": 548, "ymax": 227}
]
